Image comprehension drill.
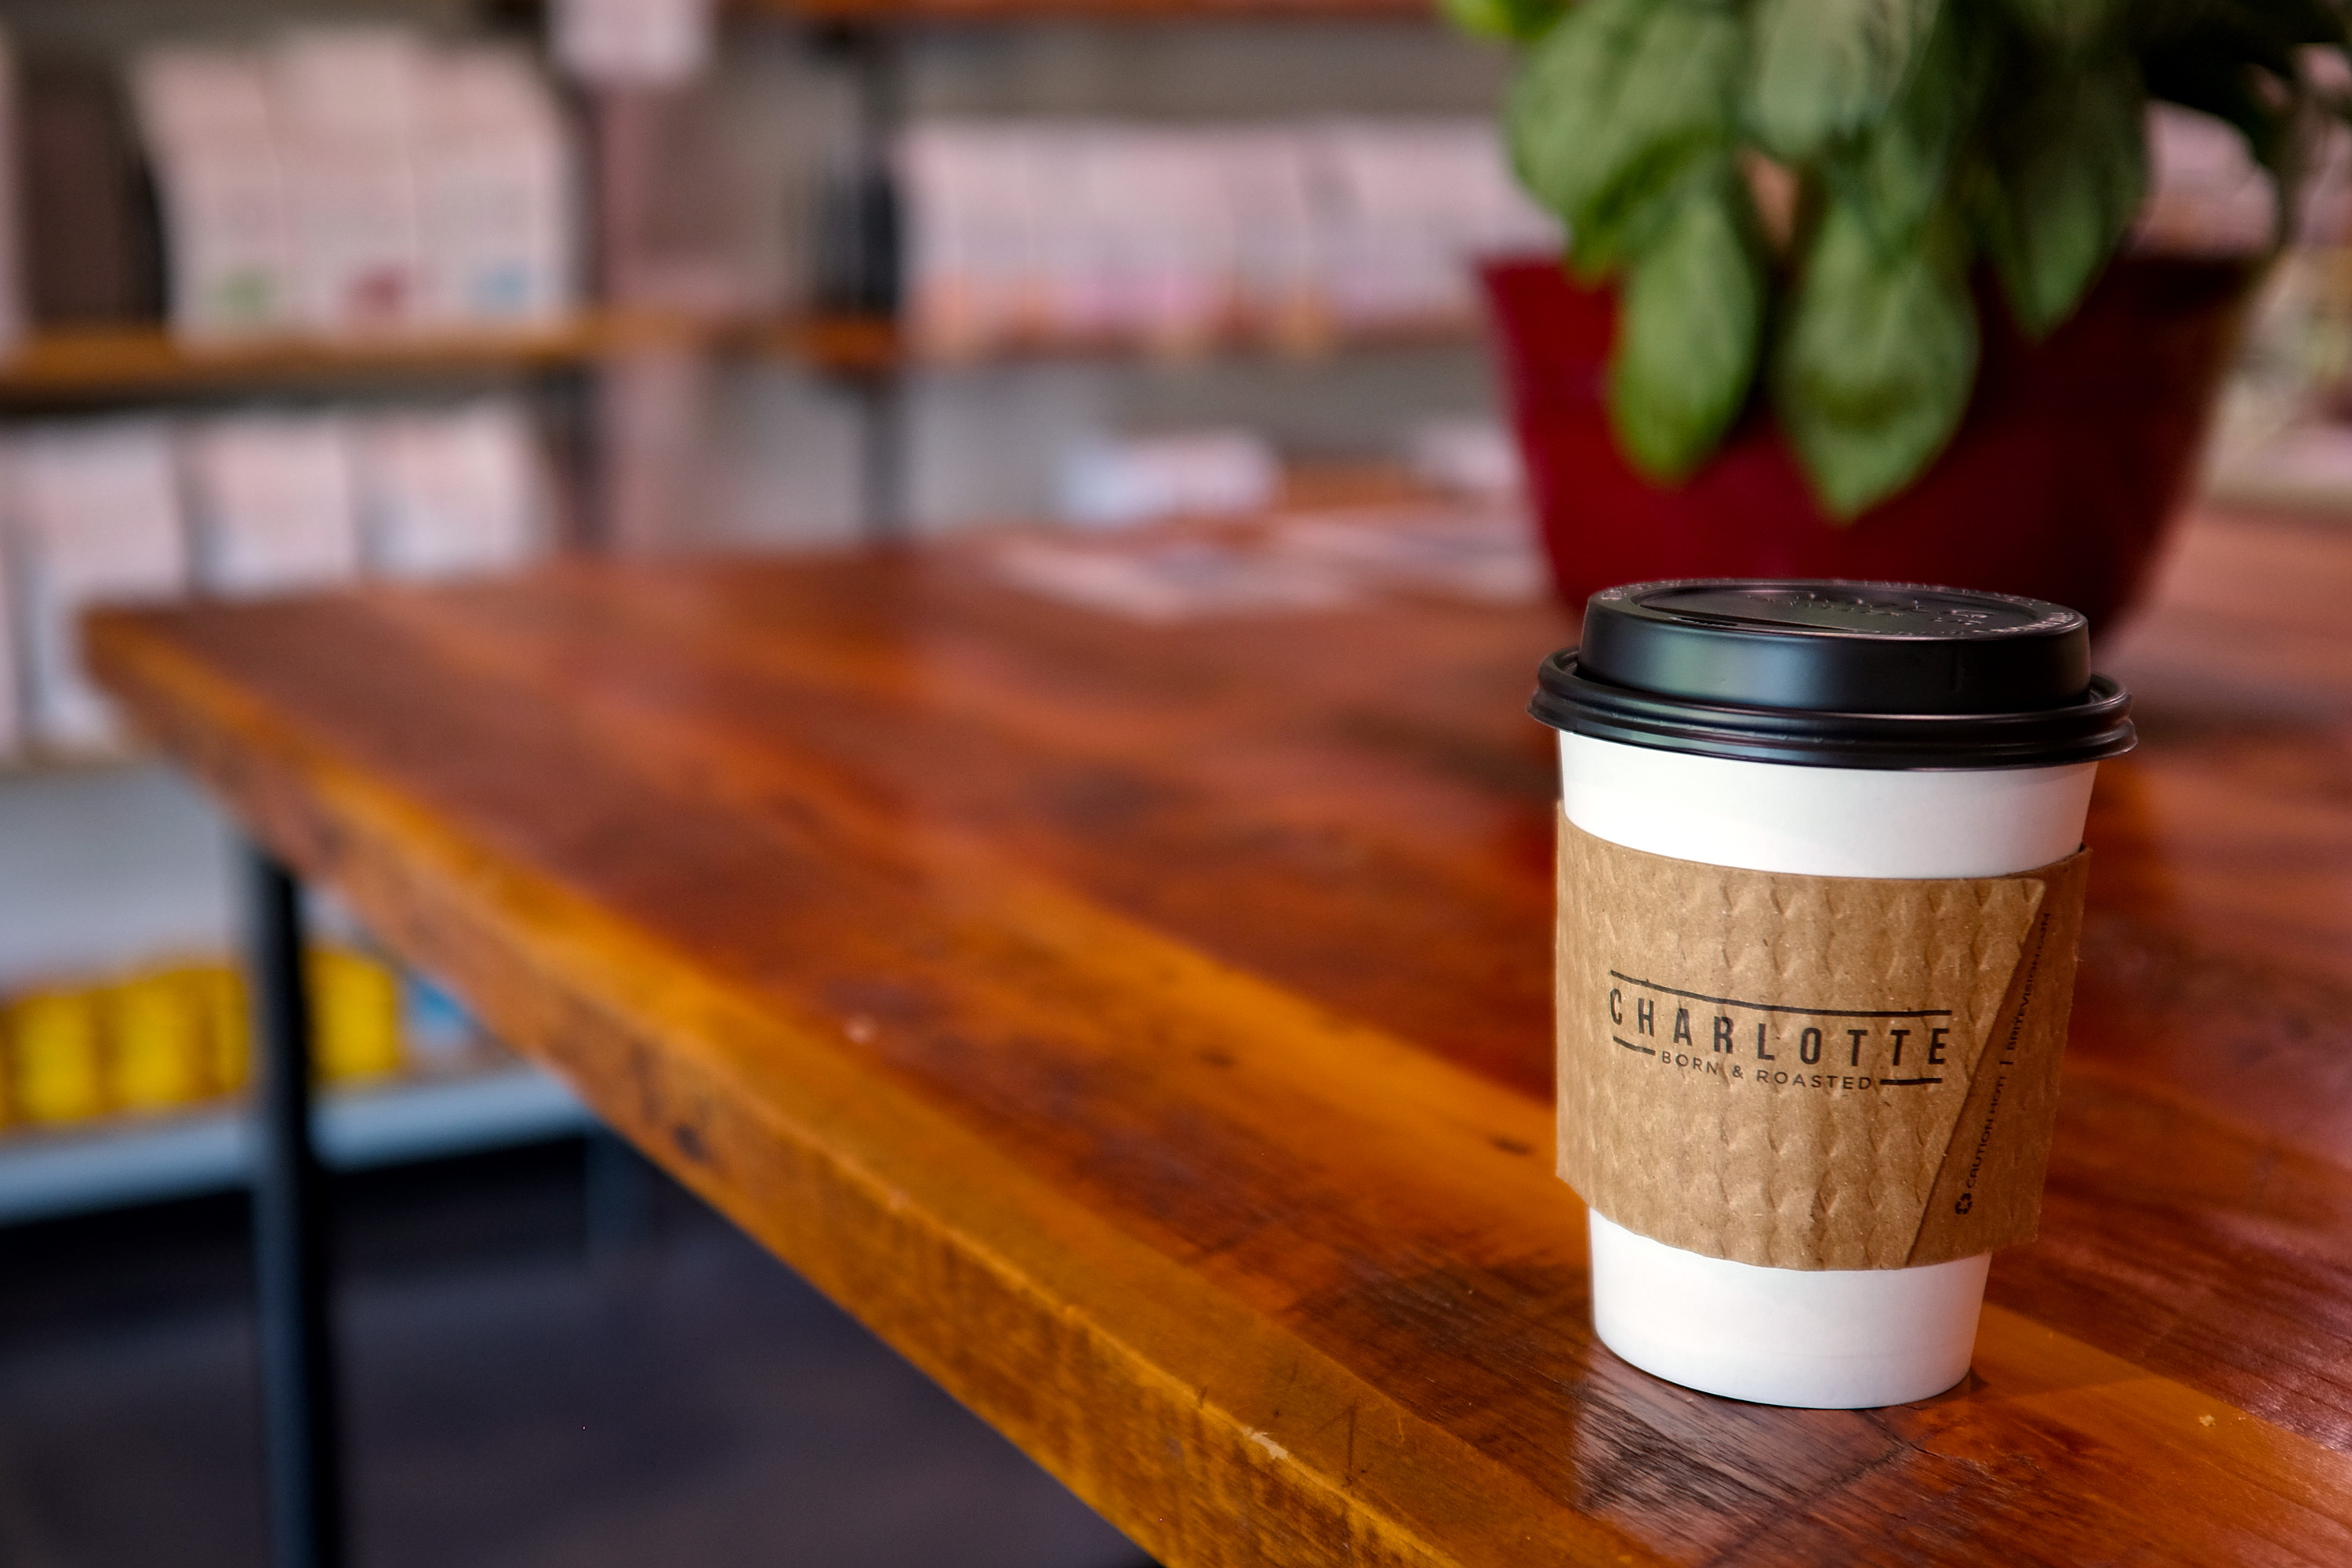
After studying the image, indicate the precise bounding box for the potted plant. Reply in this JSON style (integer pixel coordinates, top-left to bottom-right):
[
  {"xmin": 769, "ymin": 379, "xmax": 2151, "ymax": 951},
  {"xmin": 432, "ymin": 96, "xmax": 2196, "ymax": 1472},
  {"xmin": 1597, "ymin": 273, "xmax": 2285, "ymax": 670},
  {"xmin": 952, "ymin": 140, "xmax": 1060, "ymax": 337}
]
[{"xmin": 1454, "ymin": 0, "xmax": 2349, "ymax": 628}]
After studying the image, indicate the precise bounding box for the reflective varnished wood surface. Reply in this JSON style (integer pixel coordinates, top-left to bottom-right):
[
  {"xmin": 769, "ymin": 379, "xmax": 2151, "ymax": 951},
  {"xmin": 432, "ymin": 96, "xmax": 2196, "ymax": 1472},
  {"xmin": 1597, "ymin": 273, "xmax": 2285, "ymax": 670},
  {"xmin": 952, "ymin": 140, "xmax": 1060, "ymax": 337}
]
[{"xmin": 89, "ymin": 507, "xmax": 2352, "ymax": 1565}]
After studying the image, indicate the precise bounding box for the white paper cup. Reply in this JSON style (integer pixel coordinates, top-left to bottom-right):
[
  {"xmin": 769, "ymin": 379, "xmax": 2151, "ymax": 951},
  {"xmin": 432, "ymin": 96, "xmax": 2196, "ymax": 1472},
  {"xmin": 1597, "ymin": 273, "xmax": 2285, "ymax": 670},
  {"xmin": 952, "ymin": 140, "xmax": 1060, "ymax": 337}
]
[
  {"xmin": 1562, "ymin": 731, "xmax": 2096, "ymax": 1407},
  {"xmin": 1532, "ymin": 579, "xmax": 2132, "ymax": 1409}
]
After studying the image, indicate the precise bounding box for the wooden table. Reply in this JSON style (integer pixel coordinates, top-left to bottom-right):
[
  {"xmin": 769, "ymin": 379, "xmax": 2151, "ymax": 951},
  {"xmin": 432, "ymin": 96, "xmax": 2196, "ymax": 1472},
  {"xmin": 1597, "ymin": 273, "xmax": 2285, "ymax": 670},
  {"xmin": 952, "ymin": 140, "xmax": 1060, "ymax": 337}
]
[{"xmin": 89, "ymin": 506, "xmax": 2352, "ymax": 1566}]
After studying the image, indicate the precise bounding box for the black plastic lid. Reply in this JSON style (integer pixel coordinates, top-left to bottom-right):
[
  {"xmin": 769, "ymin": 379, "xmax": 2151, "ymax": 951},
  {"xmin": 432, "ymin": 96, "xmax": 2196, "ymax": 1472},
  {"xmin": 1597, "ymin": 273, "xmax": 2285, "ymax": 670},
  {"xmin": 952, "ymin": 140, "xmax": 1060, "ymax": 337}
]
[{"xmin": 1529, "ymin": 579, "xmax": 2136, "ymax": 770}]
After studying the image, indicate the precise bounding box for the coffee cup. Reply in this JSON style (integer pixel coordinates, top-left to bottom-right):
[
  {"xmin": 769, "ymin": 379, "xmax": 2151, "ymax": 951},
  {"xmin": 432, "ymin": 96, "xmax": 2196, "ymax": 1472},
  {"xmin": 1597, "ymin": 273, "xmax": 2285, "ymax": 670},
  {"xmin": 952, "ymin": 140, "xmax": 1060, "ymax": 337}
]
[{"xmin": 1531, "ymin": 580, "xmax": 2134, "ymax": 1408}]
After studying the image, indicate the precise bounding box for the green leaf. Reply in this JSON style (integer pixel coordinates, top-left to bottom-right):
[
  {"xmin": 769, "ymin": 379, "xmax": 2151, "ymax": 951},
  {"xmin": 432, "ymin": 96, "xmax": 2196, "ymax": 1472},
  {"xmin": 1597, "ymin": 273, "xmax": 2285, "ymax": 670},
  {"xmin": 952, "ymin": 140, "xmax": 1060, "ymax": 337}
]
[
  {"xmin": 1608, "ymin": 172, "xmax": 1768, "ymax": 480},
  {"xmin": 1508, "ymin": 0, "xmax": 1744, "ymax": 275},
  {"xmin": 1438, "ymin": 0, "xmax": 1568, "ymax": 45},
  {"xmin": 1747, "ymin": 0, "xmax": 1942, "ymax": 162},
  {"xmin": 1824, "ymin": 0, "xmax": 1994, "ymax": 246},
  {"xmin": 1773, "ymin": 198, "xmax": 1979, "ymax": 516},
  {"xmin": 1981, "ymin": 53, "xmax": 2147, "ymax": 336}
]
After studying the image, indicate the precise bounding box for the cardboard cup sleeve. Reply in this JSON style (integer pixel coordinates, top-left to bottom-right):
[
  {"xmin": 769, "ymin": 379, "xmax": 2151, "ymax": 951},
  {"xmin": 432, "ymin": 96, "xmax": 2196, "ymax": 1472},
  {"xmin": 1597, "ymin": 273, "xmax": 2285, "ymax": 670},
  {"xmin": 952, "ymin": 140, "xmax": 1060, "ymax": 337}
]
[{"xmin": 1556, "ymin": 815, "xmax": 2092, "ymax": 1272}]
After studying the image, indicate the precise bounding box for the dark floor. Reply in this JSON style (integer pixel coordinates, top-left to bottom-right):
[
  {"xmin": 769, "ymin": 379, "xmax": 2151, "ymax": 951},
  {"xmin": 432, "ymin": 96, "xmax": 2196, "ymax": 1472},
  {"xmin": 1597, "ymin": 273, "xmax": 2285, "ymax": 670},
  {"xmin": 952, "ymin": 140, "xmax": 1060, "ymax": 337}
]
[{"xmin": 0, "ymin": 1137, "xmax": 1143, "ymax": 1568}]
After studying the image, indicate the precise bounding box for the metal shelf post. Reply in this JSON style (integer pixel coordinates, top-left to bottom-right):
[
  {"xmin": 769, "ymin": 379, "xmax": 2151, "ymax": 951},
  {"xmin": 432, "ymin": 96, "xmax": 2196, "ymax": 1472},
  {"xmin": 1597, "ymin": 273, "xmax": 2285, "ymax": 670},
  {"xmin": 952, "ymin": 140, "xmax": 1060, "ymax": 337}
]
[{"xmin": 244, "ymin": 844, "xmax": 347, "ymax": 1568}]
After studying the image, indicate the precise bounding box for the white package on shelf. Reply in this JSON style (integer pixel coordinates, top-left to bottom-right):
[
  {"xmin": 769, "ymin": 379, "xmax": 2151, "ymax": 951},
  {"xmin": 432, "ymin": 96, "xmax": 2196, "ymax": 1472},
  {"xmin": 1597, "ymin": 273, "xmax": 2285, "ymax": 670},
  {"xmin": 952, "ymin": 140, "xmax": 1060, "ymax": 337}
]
[
  {"xmin": 902, "ymin": 117, "xmax": 1552, "ymax": 358},
  {"xmin": 896, "ymin": 125, "xmax": 965, "ymax": 352},
  {"xmin": 269, "ymin": 28, "xmax": 428, "ymax": 334},
  {"xmin": 1007, "ymin": 125, "xmax": 1224, "ymax": 349},
  {"xmin": 1425, "ymin": 118, "xmax": 1560, "ymax": 260},
  {"xmin": 5, "ymin": 421, "xmax": 190, "ymax": 753},
  {"xmin": 1311, "ymin": 120, "xmax": 1472, "ymax": 329},
  {"xmin": 419, "ymin": 49, "xmax": 577, "ymax": 328},
  {"xmin": 129, "ymin": 46, "xmax": 297, "ymax": 338},
  {"xmin": 184, "ymin": 413, "xmax": 362, "ymax": 596},
  {"xmin": 1311, "ymin": 119, "xmax": 1555, "ymax": 330},
  {"xmin": 902, "ymin": 123, "xmax": 1045, "ymax": 359},
  {"xmin": 1219, "ymin": 128, "xmax": 1325, "ymax": 347},
  {"xmin": 354, "ymin": 400, "xmax": 548, "ymax": 580},
  {"xmin": 1040, "ymin": 128, "xmax": 1120, "ymax": 342},
  {"xmin": 1099, "ymin": 129, "xmax": 1236, "ymax": 353}
]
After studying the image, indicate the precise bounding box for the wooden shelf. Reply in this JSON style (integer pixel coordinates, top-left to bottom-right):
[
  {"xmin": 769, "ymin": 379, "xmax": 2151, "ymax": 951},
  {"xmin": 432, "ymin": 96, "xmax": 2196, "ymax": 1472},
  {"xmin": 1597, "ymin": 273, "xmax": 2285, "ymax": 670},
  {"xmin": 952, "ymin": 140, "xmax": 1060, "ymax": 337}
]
[
  {"xmin": 0, "ymin": 310, "xmax": 1483, "ymax": 404},
  {"xmin": 0, "ymin": 311, "xmax": 725, "ymax": 404},
  {"xmin": 772, "ymin": 312, "xmax": 1484, "ymax": 374},
  {"xmin": 749, "ymin": 0, "xmax": 1434, "ymax": 22},
  {"xmin": 0, "ymin": 744, "xmax": 151, "ymax": 784},
  {"xmin": 764, "ymin": 314, "xmax": 906, "ymax": 376}
]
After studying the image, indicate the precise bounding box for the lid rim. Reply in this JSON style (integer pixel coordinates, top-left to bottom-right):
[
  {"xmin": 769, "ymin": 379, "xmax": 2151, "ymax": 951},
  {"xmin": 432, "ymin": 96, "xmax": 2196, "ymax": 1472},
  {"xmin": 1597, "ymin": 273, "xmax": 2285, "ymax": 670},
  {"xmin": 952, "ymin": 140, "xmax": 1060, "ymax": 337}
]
[{"xmin": 1530, "ymin": 652, "xmax": 2136, "ymax": 771}]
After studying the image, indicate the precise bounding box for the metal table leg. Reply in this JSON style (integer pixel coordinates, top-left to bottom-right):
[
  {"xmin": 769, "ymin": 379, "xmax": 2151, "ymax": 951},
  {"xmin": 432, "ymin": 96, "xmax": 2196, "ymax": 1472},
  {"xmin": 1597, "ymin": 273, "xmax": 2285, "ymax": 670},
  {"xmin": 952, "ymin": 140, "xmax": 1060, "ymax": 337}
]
[{"xmin": 244, "ymin": 843, "xmax": 346, "ymax": 1568}]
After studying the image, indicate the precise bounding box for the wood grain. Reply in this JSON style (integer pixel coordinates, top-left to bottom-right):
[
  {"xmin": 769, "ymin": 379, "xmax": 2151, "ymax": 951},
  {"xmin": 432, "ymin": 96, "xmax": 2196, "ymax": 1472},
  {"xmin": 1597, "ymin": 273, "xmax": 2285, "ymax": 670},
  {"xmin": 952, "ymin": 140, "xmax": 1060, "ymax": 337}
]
[{"xmin": 88, "ymin": 506, "xmax": 2352, "ymax": 1565}]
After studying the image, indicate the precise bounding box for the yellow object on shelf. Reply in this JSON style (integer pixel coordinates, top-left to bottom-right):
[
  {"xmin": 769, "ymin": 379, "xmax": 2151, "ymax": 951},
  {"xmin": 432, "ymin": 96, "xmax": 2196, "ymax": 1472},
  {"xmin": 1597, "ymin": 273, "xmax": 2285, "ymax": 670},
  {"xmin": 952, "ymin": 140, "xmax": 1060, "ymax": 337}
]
[
  {"xmin": 194, "ymin": 964, "xmax": 252, "ymax": 1095},
  {"xmin": 9, "ymin": 989, "xmax": 107, "ymax": 1123},
  {"xmin": 310, "ymin": 949, "xmax": 404, "ymax": 1083},
  {"xmin": 0, "ymin": 946, "xmax": 407, "ymax": 1136},
  {"xmin": 104, "ymin": 971, "xmax": 211, "ymax": 1112}
]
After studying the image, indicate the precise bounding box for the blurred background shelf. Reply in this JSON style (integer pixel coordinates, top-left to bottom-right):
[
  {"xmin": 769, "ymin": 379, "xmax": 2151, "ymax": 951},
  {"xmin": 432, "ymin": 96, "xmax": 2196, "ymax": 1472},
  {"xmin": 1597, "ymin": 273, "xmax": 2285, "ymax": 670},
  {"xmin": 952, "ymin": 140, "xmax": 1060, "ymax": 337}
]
[
  {"xmin": 0, "ymin": 312, "xmax": 1482, "ymax": 405},
  {"xmin": 0, "ymin": 312, "xmax": 735, "ymax": 406},
  {"xmin": 748, "ymin": 0, "xmax": 1436, "ymax": 20},
  {"xmin": 0, "ymin": 744, "xmax": 149, "ymax": 782},
  {"xmin": 769, "ymin": 313, "xmax": 1485, "ymax": 374},
  {"xmin": 0, "ymin": 1062, "xmax": 593, "ymax": 1227},
  {"xmin": 0, "ymin": 2, "xmax": 1539, "ymax": 1265}
]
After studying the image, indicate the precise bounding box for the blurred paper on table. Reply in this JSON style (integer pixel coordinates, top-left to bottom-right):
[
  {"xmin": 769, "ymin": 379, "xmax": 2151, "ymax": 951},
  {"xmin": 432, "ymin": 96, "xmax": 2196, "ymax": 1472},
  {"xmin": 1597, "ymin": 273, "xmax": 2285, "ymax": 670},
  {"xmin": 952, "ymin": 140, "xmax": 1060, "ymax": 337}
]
[
  {"xmin": 1056, "ymin": 430, "xmax": 1279, "ymax": 531},
  {"xmin": 993, "ymin": 499, "xmax": 1544, "ymax": 622},
  {"xmin": 1272, "ymin": 504, "xmax": 1547, "ymax": 606},
  {"xmin": 1406, "ymin": 418, "xmax": 1525, "ymax": 501},
  {"xmin": 990, "ymin": 536, "xmax": 1362, "ymax": 623}
]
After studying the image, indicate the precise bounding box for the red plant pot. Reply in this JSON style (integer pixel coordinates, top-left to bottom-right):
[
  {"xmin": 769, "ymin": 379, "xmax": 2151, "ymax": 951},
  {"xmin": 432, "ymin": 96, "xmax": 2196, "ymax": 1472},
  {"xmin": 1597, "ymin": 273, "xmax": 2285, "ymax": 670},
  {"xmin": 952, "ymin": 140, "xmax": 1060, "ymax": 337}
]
[{"xmin": 1481, "ymin": 254, "xmax": 2252, "ymax": 633}]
